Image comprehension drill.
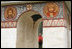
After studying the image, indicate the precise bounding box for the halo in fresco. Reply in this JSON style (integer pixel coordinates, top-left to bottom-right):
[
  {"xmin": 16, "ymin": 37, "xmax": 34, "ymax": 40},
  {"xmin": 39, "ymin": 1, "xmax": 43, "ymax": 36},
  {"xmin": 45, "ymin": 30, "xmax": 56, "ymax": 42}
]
[
  {"xmin": 43, "ymin": 2, "xmax": 59, "ymax": 19},
  {"xmin": 4, "ymin": 6, "xmax": 17, "ymax": 20}
]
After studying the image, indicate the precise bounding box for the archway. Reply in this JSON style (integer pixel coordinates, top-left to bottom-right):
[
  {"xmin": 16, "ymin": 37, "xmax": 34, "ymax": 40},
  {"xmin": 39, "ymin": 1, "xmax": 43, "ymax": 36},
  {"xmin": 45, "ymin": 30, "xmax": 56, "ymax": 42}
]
[{"xmin": 16, "ymin": 10, "xmax": 42, "ymax": 48}]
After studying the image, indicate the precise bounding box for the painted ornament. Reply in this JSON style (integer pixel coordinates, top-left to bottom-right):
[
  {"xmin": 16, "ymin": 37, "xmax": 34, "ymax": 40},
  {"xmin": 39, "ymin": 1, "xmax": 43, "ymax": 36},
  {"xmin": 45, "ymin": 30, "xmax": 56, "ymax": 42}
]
[
  {"xmin": 4, "ymin": 6, "xmax": 17, "ymax": 20},
  {"xmin": 43, "ymin": 2, "xmax": 59, "ymax": 18},
  {"xmin": 26, "ymin": 4, "xmax": 32, "ymax": 10}
]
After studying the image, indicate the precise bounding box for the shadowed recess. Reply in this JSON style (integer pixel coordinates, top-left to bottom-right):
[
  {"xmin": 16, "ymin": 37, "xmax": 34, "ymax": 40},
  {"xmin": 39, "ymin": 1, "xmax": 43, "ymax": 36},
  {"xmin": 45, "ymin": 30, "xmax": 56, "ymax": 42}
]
[
  {"xmin": 31, "ymin": 14, "xmax": 42, "ymax": 28},
  {"xmin": 31, "ymin": 14, "xmax": 42, "ymax": 22}
]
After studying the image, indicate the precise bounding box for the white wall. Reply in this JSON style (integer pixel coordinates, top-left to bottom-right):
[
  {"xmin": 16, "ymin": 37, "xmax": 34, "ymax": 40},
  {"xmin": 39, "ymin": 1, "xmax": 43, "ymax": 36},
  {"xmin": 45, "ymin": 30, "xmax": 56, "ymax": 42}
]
[
  {"xmin": 68, "ymin": 29, "xmax": 71, "ymax": 48},
  {"xmin": 1, "ymin": 28, "xmax": 17, "ymax": 48},
  {"xmin": 1, "ymin": 27, "xmax": 70, "ymax": 48},
  {"xmin": 43, "ymin": 27, "xmax": 68, "ymax": 48},
  {"xmin": 69, "ymin": 30, "xmax": 71, "ymax": 48}
]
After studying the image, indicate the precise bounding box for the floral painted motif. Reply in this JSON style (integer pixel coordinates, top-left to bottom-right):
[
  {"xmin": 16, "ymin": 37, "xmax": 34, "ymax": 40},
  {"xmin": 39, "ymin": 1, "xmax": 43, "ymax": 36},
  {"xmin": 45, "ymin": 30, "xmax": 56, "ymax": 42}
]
[{"xmin": 26, "ymin": 4, "xmax": 32, "ymax": 10}]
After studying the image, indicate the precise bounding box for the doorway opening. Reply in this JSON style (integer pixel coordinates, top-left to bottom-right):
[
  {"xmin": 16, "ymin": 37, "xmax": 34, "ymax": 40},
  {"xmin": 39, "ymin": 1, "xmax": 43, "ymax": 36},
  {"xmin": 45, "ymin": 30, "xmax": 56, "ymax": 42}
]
[
  {"xmin": 17, "ymin": 10, "xmax": 43, "ymax": 48},
  {"xmin": 38, "ymin": 22, "xmax": 43, "ymax": 48},
  {"xmin": 31, "ymin": 14, "xmax": 43, "ymax": 48}
]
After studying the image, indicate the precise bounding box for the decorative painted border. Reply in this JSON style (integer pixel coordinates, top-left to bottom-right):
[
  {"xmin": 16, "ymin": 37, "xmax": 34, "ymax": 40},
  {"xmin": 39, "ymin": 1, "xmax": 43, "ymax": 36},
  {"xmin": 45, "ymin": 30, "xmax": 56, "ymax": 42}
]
[
  {"xmin": 1, "ymin": 21, "xmax": 17, "ymax": 28},
  {"xmin": 63, "ymin": 1, "xmax": 65, "ymax": 19},
  {"xmin": 1, "ymin": 1, "xmax": 47, "ymax": 6},
  {"xmin": 43, "ymin": 18, "xmax": 67, "ymax": 28},
  {"xmin": 1, "ymin": 18, "xmax": 67, "ymax": 28},
  {"xmin": 17, "ymin": 10, "xmax": 43, "ymax": 21}
]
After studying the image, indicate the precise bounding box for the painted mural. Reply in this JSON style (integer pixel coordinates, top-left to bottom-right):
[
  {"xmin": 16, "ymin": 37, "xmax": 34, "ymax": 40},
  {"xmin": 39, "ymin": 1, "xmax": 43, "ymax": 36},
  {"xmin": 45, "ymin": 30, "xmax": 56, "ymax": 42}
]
[
  {"xmin": 4, "ymin": 6, "xmax": 17, "ymax": 21},
  {"xmin": 43, "ymin": 2, "xmax": 59, "ymax": 19},
  {"xmin": 1, "ymin": 1, "xmax": 65, "ymax": 28}
]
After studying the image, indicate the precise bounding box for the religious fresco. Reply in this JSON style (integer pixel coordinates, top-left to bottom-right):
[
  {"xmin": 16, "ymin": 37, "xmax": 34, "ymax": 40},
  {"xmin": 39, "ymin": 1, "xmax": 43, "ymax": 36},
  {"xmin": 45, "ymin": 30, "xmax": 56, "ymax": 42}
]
[
  {"xmin": 43, "ymin": 2, "xmax": 59, "ymax": 19},
  {"xmin": 1, "ymin": 1, "xmax": 71, "ymax": 48},
  {"xmin": 4, "ymin": 6, "xmax": 17, "ymax": 21},
  {"xmin": 1, "ymin": 1, "xmax": 64, "ymax": 28},
  {"xmin": 43, "ymin": 18, "xmax": 67, "ymax": 27}
]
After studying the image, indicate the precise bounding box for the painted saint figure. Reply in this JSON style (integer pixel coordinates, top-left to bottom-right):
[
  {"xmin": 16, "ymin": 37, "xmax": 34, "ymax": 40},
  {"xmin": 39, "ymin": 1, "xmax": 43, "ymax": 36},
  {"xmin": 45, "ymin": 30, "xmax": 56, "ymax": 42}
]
[
  {"xmin": 4, "ymin": 6, "xmax": 17, "ymax": 20},
  {"xmin": 43, "ymin": 2, "xmax": 59, "ymax": 18},
  {"xmin": 47, "ymin": 6, "xmax": 56, "ymax": 18},
  {"xmin": 7, "ymin": 8, "xmax": 14, "ymax": 19}
]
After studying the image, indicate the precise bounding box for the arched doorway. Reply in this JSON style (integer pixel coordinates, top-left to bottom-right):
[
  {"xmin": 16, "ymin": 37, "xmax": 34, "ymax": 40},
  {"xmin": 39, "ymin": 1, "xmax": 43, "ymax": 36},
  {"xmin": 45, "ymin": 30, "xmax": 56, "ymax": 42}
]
[
  {"xmin": 38, "ymin": 22, "xmax": 43, "ymax": 48},
  {"xmin": 16, "ymin": 10, "xmax": 42, "ymax": 48}
]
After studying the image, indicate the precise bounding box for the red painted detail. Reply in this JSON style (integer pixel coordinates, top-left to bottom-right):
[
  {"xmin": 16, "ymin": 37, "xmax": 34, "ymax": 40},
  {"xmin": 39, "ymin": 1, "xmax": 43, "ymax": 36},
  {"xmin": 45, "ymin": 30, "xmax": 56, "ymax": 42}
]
[
  {"xmin": 1, "ymin": 21, "xmax": 17, "ymax": 28},
  {"xmin": 43, "ymin": 26, "xmax": 67, "ymax": 28}
]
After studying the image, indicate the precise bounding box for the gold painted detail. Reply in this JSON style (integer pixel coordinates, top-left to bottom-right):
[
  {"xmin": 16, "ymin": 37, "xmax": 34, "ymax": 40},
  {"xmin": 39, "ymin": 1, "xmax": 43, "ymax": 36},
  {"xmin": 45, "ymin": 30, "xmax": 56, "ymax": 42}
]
[
  {"xmin": 4, "ymin": 6, "xmax": 17, "ymax": 21},
  {"xmin": 43, "ymin": 2, "xmax": 59, "ymax": 19}
]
